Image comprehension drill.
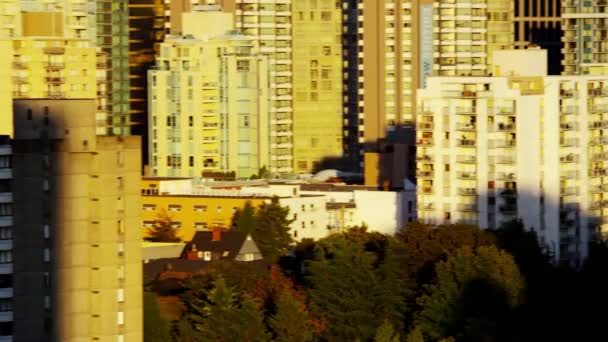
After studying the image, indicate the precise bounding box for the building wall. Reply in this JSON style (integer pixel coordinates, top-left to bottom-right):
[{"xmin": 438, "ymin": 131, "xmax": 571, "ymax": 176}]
[
  {"xmin": 417, "ymin": 72, "xmax": 608, "ymax": 264},
  {"xmin": 562, "ymin": 1, "xmax": 608, "ymax": 75},
  {"xmin": 141, "ymin": 195, "xmax": 267, "ymax": 241},
  {"xmin": 0, "ymin": 137, "xmax": 13, "ymax": 339},
  {"xmin": 0, "ymin": 40, "xmax": 12, "ymax": 137},
  {"xmin": 10, "ymin": 38, "xmax": 97, "ymax": 100},
  {"xmin": 291, "ymin": 0, "xmax": 344, "ymax": 173},
  {"xmin": 12, "ymin": 99, "xmax": 142, "ymax": 341},
  {"xmin": 149, "ymin": 25, "xmax": 271, "ymax": 178},
  {"xmin": 279, "ymin": 195, "xmax": 329, "ymax": 241}
]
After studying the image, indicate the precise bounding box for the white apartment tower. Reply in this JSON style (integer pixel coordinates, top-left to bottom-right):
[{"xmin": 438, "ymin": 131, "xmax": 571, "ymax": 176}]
[{"xmin": 417, "ymin": 50, "xmax": 608, "ymax": 264}]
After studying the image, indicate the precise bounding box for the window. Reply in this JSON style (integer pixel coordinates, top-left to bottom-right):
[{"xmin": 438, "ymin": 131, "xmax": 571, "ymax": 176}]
[
  {"xmin": 142, "ymin": 204, "xmax": 156, "ymax": 211},
  {"xmin": 244, "ymin": 253, "xmax": 254, "ymax": 261},
  {"xmin": 143, "ymin": 221, "xmax": 155, "ymax": 228},
  {"xmin": 301, "ymin": 205, "xmax": 306, "ymax": 212},
  {"xmin": 194, "ymin": 222, "xmax": 208, "ymax": 230},
  {"xmin": 43, "ymin": 224, "xmax": 50, "ymax": 239},
  {"xmin": 222, "ymin": 251, "xmax": 230, "ymax": 257},
  {"xmin": 117, "ymin": 312, "xmax": 124, "ymax": 325},
  {"xmin": 203, "ymin": 251, "xmax": 211, "ymax": 261},
  {"xmin": 0, "ymin": 156, "xmax": 10, "ymax": 169},
  {"xmin": 0, "ymin": 228, "xmax": 10, "ymax": 240},
  {"xmin": 168, "ymin": 204, "xmax": 182, "ymax": 212},
  {"xmin": 0, "ymin": 251, "xmax": 10, "ymax": 263},
  {"xmin": 216, "ymin": 206, "xmax": 222, "ymax": 213},
  {"xmin": 301, "ymin": 221, "xmax": 306, "ymax": 228},
  {"xmin": 189, "ymin": 156, "xmax": 194, "ymax": 167},
  {"xmin": 194, "ymin": 205, "xmax": 207, "ymax": 212},
  {"xmin": 0, "ymin": 321, "xmax": 12, "ymax": 336},
  {"xmin": 43, "ymin": 249, "xmax": 50, "ymax": 262},
  {"xmin": 0, "ymin": 204, "xmax": 11, "ymax": 216},
  {"xmin": 0, "ymin": 299, "xmax": 11, "ymax": 312},
  {"xmin": 117, "ymin": 289, "xmax": 124, "ymax": 302}
]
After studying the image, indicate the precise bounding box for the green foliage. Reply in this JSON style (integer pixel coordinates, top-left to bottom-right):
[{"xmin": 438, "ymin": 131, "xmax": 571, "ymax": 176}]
[
  {"xmin": 143, "ymin": 292, "xmax": 172, "ymax": 342},
  {"xmin": 405, "ymin": 325, "xmax": 424, "ymax": 342},
  {"xmin": 250, "ymin": 166, "xmax": 271, "ymax": 180},
  {"xmin": 416, "ymin": 246, "xmax": 525, "ymax": 341},
  {"xmin": 252, "ymin": 196, "xmax": 295, "ymax": 263},
  {"xmin": 374, "ymin": 320, "xmax": 401, "ymax": 342},
  {"xmin": 147, "ymin": 209, "xmax": 180, "ymax": 242},
  {"xmin": 183, "ymin": 277, "xmax": 269, "ymax": 342},
  {"xmin": 233, "ymin": 201, "xmax": 257, "ymax": 235},
  {"xmin": 268, "ymin": 290, "xmax": 314, "ymax": 342},
  {"xmin": 306, "ymin": 236, "xmax": 405, "ymax": 341}
]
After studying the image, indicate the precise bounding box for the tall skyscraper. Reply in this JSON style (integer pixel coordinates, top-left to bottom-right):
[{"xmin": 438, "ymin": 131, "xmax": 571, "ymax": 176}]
[
  {"xmin": 562, "ymin": 0, "xmax": 608, "ymax": 75},
  {"xmin": 291, "ymin": 0, "xmax": 344, "ymax": 173},
  {"xmin": 354, "ymin": 0, "xmax": 513, "ymax": 185},
  {"xmin": 514, "ymin": 0, "xmax": 562, "ymax": 75},
  {"xmin": 95, "ymin": 0, "xmax": 130, "ymax": 135},
  {"xmin": 416, "ymin": 49, "xmax": 607, "ymax": 264},
  {"xmin": 0, "ymin": 136, "xmax": 13, "ymax": 340},
  {"xmin": 148, "ymin": 8, "xmax": 271, "ymax": 178},
  {"xmin": 128, "ymin": 0, "xmax": 166, "ymax": 164},
  {"xmin": 12, "ymin": 99, "xmax": 143, "ymax": 341}
]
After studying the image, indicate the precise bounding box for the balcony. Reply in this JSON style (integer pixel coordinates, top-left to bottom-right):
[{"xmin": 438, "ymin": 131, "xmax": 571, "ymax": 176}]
[
  {"xmin": 417, "ymin": 155, "xmax": 433, "ymax": 162},
  {"xmin": 458, "ymin": 188, "xmax": 477, "ymax": 196},
  {"xmin": 456, "ymin": 107, "xmax": 476, "ymax": 114},
  {"xmin": 0, "ymin": 193, "xmax": 11, "ymax": 204},
  {"xmin": 416, "ymin": 170, "xmax": 434, "ymax": 178},
  {"xmin": 590, "ymin": 200, "xmax": 608, "ymax": 210},
  {"xmin": 589, "ymin": 120, "xmax": 608, "ymax": 129},
  {"xmin": 496, "ymin": 156, "xmax": 516, "ymax": 164},
  {"xmin": 560, "ymin": 122, "xmax": 577, "ymax": 131},
  {"xmin": 418, "ymin": 138, "xmax": 434, "ymax": 147},
  {"xmin": 560, "ymin": 106, "xmax": 578, "ymax": 115},
  {"xmin": 560, "ymin": 89, "xmax": 576, "ymax": 97},
  {"xmin": 561, "ymin": 171, "xmax": 578, "ymax": 180},
  {"xmin": 495, "ymin": 107, "xmax": 515, "ymax": 115},
  {"xmin": 45, "ymin": 76, "xmax": 64, "ymax": 84},
  {"xmin": 495, "ymin": 140, "xmax": 516, "ymax": 148},
  {"xmin": 44, "ymin": 61, "xmax": 65, "ymax": 70},
  {"xmin": 421, "ymin": 186, "xmax": 434, "ymax": 194},
  {"xmin": 0, "ymin": 170, "xmax": 11, "ymax": 180},
  {"xmin": 455, "ymin": 123, "xmax": 476, "ymax": 131},
  {"xmin": 496, "ymin": 172, "xmax": 516, "ymax": 181},
  {"xmin": 591, "ymin": 104, "xmax": 608, "ymax": 113},
  {"xmin": 590, "ymin": 168, "xmax": 608, "ymax": 177},
  {"xmin": 560, "ymin": 187, "xmax": 579, "ymax": 196},
  {"xmin": 457, "ymin": 139, "xmax": 476, "ymax": 147},
  {"xmin": 46, "ymin": 91, "xmax": 65, "ymax": 98},
  {"xmin": 418, "ymin": 203, "xmax": 434, "ymax": 211},
  {"xmin": 457, "ymin": 204, "xmax": 477, "ymax": 212},
  {"xmin": 497, "ymin": 123, "xmax": 515, "ymax": 132},
  {"xmin": 457, "ymin": 171, "xmax": 476, "ymax": 180},
  {"xmin": 590, "ymin": 184, "xmax": 608, "ymax": 193},
  {"xmin": 456, "ymin": 155, "xmax": 476, "ymax": 163},
  {"xmin": 560, "ymin": 154, "xmax": 578, "ymax": 163},
  {"xmin": 417, "ymin": 122, "xmax": 433, "ymax": 130},
  {"xmin": 560, "ymin": 138, "xmax": 578, "ymax": 147},
  {"xmin": 43, "ymin": 47, "xmax": 65, "ymax": 55}
]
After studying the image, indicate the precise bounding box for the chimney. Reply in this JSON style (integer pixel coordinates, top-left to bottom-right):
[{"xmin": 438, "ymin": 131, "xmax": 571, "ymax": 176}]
[{"xmin": 212, "ymin": 228, "xmax": 222, "ymax": 241}]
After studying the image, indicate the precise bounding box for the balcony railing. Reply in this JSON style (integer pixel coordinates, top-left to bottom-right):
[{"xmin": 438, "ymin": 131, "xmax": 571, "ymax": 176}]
[
  {"xmin": 497, "ymin": 123, "xmax": 515, "ymax": 131},
  {"xmin": 560, "ymin": 154, "xmax": 578, "ymax": 163},
  {"xmin": 457, "ymin": 172, "xmax": 476, "ymax": 180},
  {"xmin": 417, "ymin": 122, "xmax": 433, "ymax": 130},
  {"xmin": 496, "ymin": 156, "xmax": 516, "ymax": 164},
  {"xmin": 457, "ymin": 204, "xmax": 477, "ymax": 212},
  {"xmin": 417, "ymin": 155, "xmax": 433, "ymax": 162},
  {"xmin": 458, "ymin": 188, "xmax": 477, "ymax": 196},
  {"xmin": 499, "ymin": 189, "xmax": 517, "ymax": 197},
  {"xmin": 560, "ymin": 138, "xmax": 579, "ymax": 147},
  {"xmin": 421, "ymin": 186, "xmax": 434, "ymax": 194},
  {"xmin": 418, "ymin": 138, "xmax": 434, "ymax": 146},
  {"xmin": 456, "ymin": 155, "xmax": 476, "ymax": 163},
  {"xmin": 495, "ymin": 140, "xmax": 516, "ymax": 148},
  {"xmin": 496, "ymin": 172, "xmax": 516, "ymax": 181},
  {"xmin": 560, "ymin": 122, "xmax": 577, "ymax": 131},
  {"xmin": 457, "ymin": 139, "xmax": 476, "ymax": 147},
  {"xmin": 590, "ymin": 184, "xmax": 608, "ymax": 193},
  {"xmin": 456, "ymin": 123, "xmax": 476, "ymax": 131},
  {"xmin": 560, "ymin": 187, "xmax": 579, "ymax": 196},
  {"xmin": 418, "ymin": 203, "xmax": 434, "ymax": 211},
  {"xmin": 590, "ymin": 168, "xmax": 608, "ymax": 177},
  {"xmin": 416, "ymin": 170, "xmax": 434, "ymax": 178}
]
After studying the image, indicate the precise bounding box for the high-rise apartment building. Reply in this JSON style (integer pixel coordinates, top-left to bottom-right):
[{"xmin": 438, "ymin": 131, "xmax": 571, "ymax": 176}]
[
  {"xmin": 0, "ymin": 1, "xmax": 130, "ymax": 135},
  {"xmin": 95, "ymin": 0, "xmax": 130, "ymax": 135},
  {"xmin": 149, "ymin": 9, "xmax": 271, "ymax": 178},
  {"xmin": 11, "ymin": 99, "xmax": 142, "ymax": 341},
  {"xmin": 129, "ymin": 0, "xmax": 166, "ymax": 164},
  {"xmin": 0, "ymin": 136, "xmax": 13, "ymax": 340},
  {"xmin": 416, "ymin": 49, "xmax": 608, "ymax": 264},
  {"xmin": 514, "ymin": 0, "xmax": 562, "ymax": 75},
  {"xmin": 0, "ymin": 40, "xmax": 12, "ymax": 137},
  {"xmin": 562, "ymin": 0, "xmax": 608, "ymax": 75},
  {"xmin": 229, "ymin": 0, "xmax": 293, "ymax": 174},
  {"xmin": 352, "ymin": 0, "xmax": 513, "ymax": 185},
  {"xmin": 291, "ymin": 0, "xmax": 344, "ymax": 173}
]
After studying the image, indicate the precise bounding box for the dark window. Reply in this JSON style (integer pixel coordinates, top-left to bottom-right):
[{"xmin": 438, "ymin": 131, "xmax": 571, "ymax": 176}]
[
  {"xmin": 0, "ymin": 322, "xmax": 12, "ymax": 336},
  {"xmin": 0, "ymin": 275, "xmax": 11, "ymax": 288}
]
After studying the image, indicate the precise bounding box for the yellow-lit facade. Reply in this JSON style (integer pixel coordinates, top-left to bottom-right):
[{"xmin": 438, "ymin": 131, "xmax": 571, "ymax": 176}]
[
  {"xmin": 562, "ymin": 1, "xmax": 608, "ymax": 75},
  {"xmin": 0, "ymin": 40, "xmax": 12, "ymax": 136},
  {"xmin": 149, "ymin": 10, "xmax": 271, "ymax": 178},
  {"xmin": 141, "ymin": 194, "xmax": 266, "ymax": 241},
  {"xmin": 10, "ymin": 37, "xmax": 96, "ymax": 99},
  {"xmin": 292, "ymin": 0, "xmax": 343, "ymax": 173}
]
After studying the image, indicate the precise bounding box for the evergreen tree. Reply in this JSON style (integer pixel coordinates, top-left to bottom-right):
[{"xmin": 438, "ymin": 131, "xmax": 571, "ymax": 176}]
[
  {"xmin": 416, "ymin": 246, "xmax": 524, "ymax": 341},
  {"xmin": 268, "ymin": 291, "xmax": 314, "ymax": 342},
  {"xmin": 307, "ymin": 238, "xmax": 404, "ymax": 341},
  {"xmin": 252, "ymin": 196, "xmax": 294, "ymax": 263},
  {"xmin": 143, "ymin": 292, "xmax": 172, "ymax": 342},
  {"xmin": 374, "ymin": 320, "xmax": 400, "ymax": 342},
  {"xmin": 147, "ymin": 209, "xmax": 180, "ymax": 242},
  {"xmin": 184, "ymin": 277, "xmax": 269, "ymax": 342},
  {"xmin": 405, "ymin": 325, "xmax": 424, "ymax": 342},
  {"xmin": 233, "ymin": 201, "xmax": 257, "ymax": 235}
]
